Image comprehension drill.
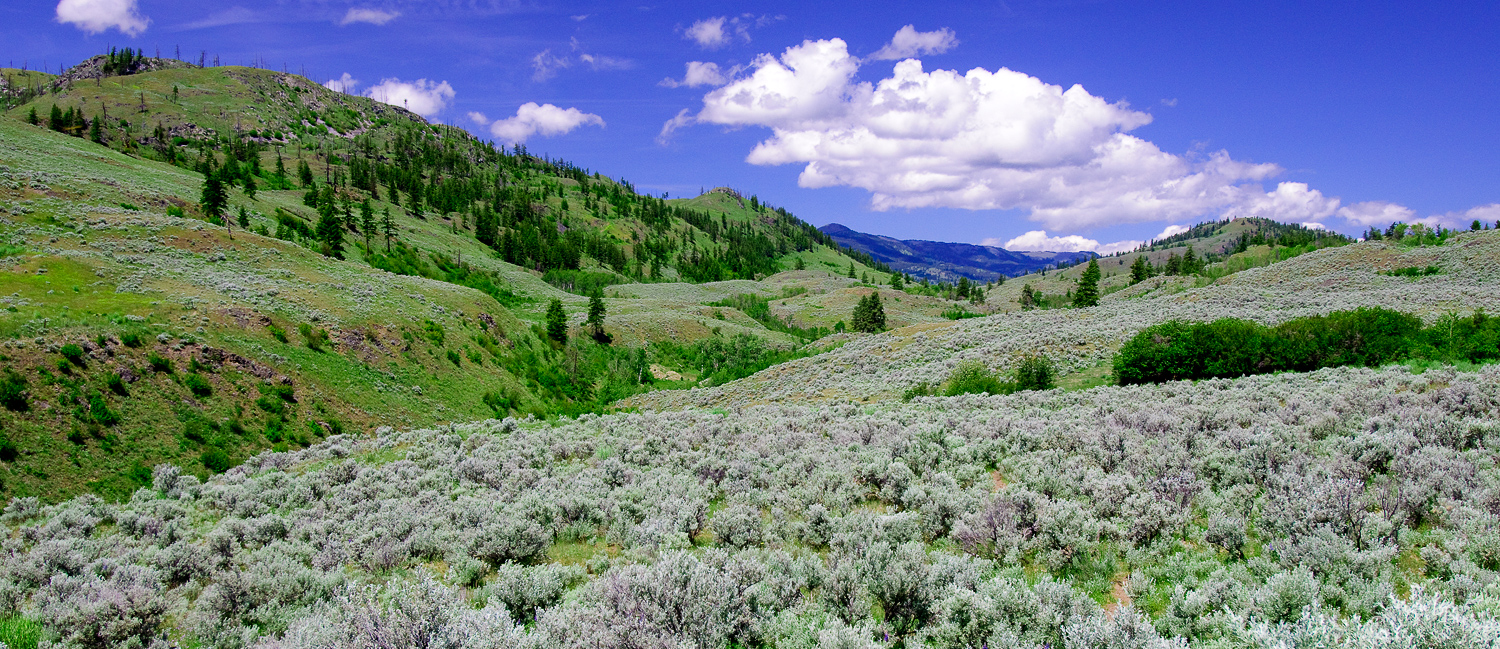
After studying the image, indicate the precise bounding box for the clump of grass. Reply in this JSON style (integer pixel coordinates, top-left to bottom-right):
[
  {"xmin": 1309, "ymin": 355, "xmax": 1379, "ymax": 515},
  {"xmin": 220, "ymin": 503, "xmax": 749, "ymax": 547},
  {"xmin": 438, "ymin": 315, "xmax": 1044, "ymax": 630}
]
[
  {"xmin": 0, "ymin": 615, "xmax": 43, "ymax": 649},
  {"xmin": 106, "ymin": 372, "xmax": 129, "ymax": 396},
  {"xmin": 267, "ymin": 324, "xmax": 288, "ymax": 343},
  {"xmin": 120, "ymin": 331, "xmax": 144, "ymax": 348}
]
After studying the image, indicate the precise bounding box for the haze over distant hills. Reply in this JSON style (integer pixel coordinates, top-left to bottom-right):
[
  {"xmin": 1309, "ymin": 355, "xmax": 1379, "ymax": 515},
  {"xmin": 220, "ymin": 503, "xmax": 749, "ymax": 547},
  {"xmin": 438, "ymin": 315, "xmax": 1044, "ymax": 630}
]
[{"xmin": 819, "ymin": 222, "xmax": 1094, "ymax": 282}]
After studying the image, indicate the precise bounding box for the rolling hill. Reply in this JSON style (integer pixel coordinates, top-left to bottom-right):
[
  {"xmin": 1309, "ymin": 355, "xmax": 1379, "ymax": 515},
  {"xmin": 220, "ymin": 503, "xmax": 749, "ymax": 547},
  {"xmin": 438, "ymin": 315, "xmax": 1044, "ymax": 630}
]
[{"xmin": 819, "ymin": 222, "xmax": 1093, "ymax": 282}]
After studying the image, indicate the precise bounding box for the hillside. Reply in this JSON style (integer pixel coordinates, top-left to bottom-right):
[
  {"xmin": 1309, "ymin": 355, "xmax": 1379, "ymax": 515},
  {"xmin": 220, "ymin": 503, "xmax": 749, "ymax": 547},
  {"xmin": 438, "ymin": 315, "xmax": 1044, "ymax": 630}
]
[
  {"xmin": 3, "ymin": 50, "xmax": 1500, "ymax": 649},
  {"xmin": 820, "ymin": 222, "xmax": 1093, "ymax": 282},
  {"xmin": 627, "ymin": 228, "xmax": 1500, "ymax": 410},
  {"xmin": 0, "ymin": 56, "xmax": 907, "ymax": 501}
]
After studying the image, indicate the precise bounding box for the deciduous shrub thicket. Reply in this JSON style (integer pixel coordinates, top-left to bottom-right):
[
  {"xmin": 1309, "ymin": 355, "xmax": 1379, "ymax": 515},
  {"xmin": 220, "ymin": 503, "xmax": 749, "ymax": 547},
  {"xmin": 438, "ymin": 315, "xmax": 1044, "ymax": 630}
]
[
  {"xmin": 1, "ymin": 365, "xmax": 1497, "ymax": 648},
  {"xmin": 1115, "ymin": 307, "xmax": 1500, "ymax": 385}
]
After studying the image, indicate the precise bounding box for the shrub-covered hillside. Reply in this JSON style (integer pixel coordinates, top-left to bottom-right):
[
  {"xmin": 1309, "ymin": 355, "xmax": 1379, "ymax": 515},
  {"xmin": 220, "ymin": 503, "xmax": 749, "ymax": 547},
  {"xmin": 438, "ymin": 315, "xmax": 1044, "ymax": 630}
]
[
  {"xmin": 2, "ymin": 364, "xmax": 1498, "ymax": 647},
  {"xmin": 628, "ymin": 229, "xmax": 1500, "ymax": 410}
]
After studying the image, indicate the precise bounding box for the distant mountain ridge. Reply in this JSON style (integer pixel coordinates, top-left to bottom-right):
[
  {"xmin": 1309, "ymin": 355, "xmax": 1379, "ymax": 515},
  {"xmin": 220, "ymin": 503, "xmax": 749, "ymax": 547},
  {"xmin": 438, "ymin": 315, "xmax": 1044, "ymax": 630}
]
[{"xmin": 819, "ymin": 223, "xmax": 1094, "ymax": 282}]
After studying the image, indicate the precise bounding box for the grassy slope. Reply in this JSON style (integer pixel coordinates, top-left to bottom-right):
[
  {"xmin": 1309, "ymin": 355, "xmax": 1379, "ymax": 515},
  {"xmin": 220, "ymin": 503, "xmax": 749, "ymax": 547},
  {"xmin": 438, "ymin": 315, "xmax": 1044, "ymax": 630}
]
[
  {"xmin": 0, "ymin": 62, "xmax": 916, "ymax": 501},
  {"xmin": 0, "ymin": 116, "xmax": 550, "ymax": 501}
]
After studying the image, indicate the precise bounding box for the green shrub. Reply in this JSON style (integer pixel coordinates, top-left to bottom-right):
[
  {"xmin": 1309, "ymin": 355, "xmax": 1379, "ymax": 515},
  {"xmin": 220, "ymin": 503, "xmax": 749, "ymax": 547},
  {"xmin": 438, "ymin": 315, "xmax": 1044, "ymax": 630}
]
[
  {"xmin": 901, "ymin": 382, "xmax": 933, "ymax": 401},
  {"xmin": 1014, "ymin": 355, "xmax": 1056, "ymax": 391},
  {"xmin": 945, "ymin": 360, "xmax": 1011, "ymax": 396},
  {"xmin": 424, "ymin": 319, "xmax": 446, "ymax": 347},
  {"xmin": 299, "ymin": 323, "xmax": 328, "ymax": 351},
  {"xmin": 165, "ymin": 205, "xmax": 186, "ymax": 217},
  {"xmin": 267, "ymin": 324, "xmax": 288, "ymax": 343},
  {"xmin": 120, "ymin": 331, "xmax": 143, "ymax": 348},
  {"xmin": 0, "ymin": 436, "xmax": 19, "ymax": 462},
  {"xmin": 482, "ymin": 391, "xmax": 513, "ymax": 417},
  {"xmin": 184, "ymin": 373, "xmax": 212, "ymax": 397},
  {"xmin": 0, "ymin": 370, "xmax": 28, "ymax": 411},
  {"xmin": 1116, "ymin": 307, "xmax": 1432, "ymax": 385},
  {"xmin": 201, "ymin": 447, "xmax": 234, "ymax": 473},
  {"xmin": 148, "ymin": 352, "xmax": 173, "ymax": 373},
  {"xmin": 87, "ymin": 391, "xmax": 120, "ymax": 427},
  {"xmin": 58, "ymin": 343, "xmax": 86, "ymax": 366}
]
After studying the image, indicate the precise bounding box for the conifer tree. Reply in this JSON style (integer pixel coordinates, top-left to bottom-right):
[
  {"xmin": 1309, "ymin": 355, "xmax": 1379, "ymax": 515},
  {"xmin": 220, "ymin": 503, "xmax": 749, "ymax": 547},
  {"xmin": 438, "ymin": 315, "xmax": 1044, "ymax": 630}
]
[
  {"xmin": 546, "ymin": 299, "xmax": 568, "ymax": 345},
  {"xmin": 27, "ymin": 107, "xmax": 39, "ymax": 125},
  {"xmin": 380, "ymin": 208, "xmax": 395, "ymax": 252},
  {"xmin": 48, "ymin": 105, "xmax": 64, "ymax": 132},
  {"xmin": 847, "ymin": 262, "xmax": 856, "ymax": 278},
  {"xmin": 891, "ymin": 273, "xmax": 903, "ymax": 290},
  {"xmin": 359, "ymin": 199, "xmax": 375, "ymax": 248},
  {"xmin": 1074, "ymin": 258, "xmax": 1101, "ymax": 308},
  {"xmin": 200, "ymin": 170, "xmax": 228, "ymax": 224},
  {"xmin": 1182, "ymin": 247, "xmax": 1199, "ymax": 275},
  {"xmin": 851, "ymin": 292, "xmax": 886, "ymax": 333},
  {"xmin": 315, "ymin": 192, "xmax": 345, "ymax": 259},
  {"xmin": 237, "ymin": 206, "xmax": 250, "ymax": 228},
  {"xmin": 1019, "ymin": 284, "xmax": 1038, "ymax": 310},
  {"xmin": 957, "ymin": 277, "xmax": 970, "ymax": 299},
  {"xmin": 1164, "ymin": 252, "xmax": 1182, "ymax": 276},
  {"xmin": 587, "ymin": 289, "xmax": 608, "ymax": 343},
  {"xmin": 1129, "ymin": 255, "xmax": 1150, "ymax": 284},
  {"xmin": 89, "ymin": 115, "xmax": 103, "ymax": 143},
  {"xmin": 243, "ymin": 173, "xmax": 257, "ymax": 199},
  {"xmin": 297, "ymin": 159, "xmax": 314, "ymax": 188}
]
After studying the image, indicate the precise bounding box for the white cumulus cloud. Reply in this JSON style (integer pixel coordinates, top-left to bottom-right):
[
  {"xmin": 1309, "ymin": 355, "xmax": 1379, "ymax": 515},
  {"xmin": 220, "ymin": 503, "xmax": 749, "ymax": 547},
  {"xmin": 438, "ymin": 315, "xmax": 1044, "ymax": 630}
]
[
  {"xmin": 364, "ymin": 78, "xmax": 455, "ymax": 117},
  {"xmin": 340, "ymin": 8, "xmax": 399, "ymax": 26},
  {"xmin": 1153, "ymin": 224, "xmax": 1190, "ymax": 240},
  {"xmin": 993, "ymin": 230, "xmax": 1140, "ymax": 255},
  {"xmin": 56, "ymin": 0, "xmax": 149, "ymax": 36},
  {"xmin": 868, "ymin": 25, "xmax": 957, "ymax": 60},
  {"xmin": 660, "ymin": 61, "xmax": 729, "ymax": 88},
  {"xmin": 323, "ymin": 73, "xmax": 359, "ymax": 94},
  {"xmin": 684, "ymin": 16, "xmax": 730, "ymax": 49},
  {"xmin": 678, "ymin": 32, "xmax": 1363, "ymax": 232},
  {"xmin": 486, "ymin": 103, "xmax": 604, "ymax": 144}
]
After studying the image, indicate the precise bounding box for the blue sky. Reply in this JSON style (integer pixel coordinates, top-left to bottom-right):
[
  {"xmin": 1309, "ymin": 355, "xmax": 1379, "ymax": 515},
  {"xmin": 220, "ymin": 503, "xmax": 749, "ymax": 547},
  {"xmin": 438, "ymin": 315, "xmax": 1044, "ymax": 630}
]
[{"xmin": 6, "ymin": 1, "xmax": 1499, "ymax": 252}]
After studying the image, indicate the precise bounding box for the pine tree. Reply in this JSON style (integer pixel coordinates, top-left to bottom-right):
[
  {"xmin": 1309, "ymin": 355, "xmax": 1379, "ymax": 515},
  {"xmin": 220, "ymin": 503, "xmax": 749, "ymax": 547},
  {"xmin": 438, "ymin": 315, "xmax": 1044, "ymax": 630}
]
[
  {"xmin": 297, "ymin": 159, "xmax": 314, "ymax": 188},
  {"xmin": 315, "ymin": 192, "xmax": 345, "ymax": 259},
  {"xmin": 243, "ymin": 173, "xmax": 257, "ymax": 199},
  {"xmin": 48, "ymin": 105, "xmax": 64, "ymax": 132},
  {"xmin": 379, "ymin": 208, "xmax": 396, "ymax": 252},
  {"xmin": 237, "ymin": 206, "xmax": 250, "ymax": 228},
  {"xmin": 587, "ymin": 289, "xmax": 608, "ymax": 343},
  {"xmin": 847, "ymin": 262, "xmax": 856, "ymax": 279},
  {"xmin": 1164, "ymin": 252, "xmax": 1182, "ymax": 276},
  {"xmin": 546, "ymin": 299, "xmax": 568, "ymax": 345},
  {"xmin": 956, "ymin": 277, "xmax": 970, "ymax": 299},
  {"xmin": 851, "ymin": 292, "xmax": 887, "ymax": 333},
  {"xmin": 359, "ymin": 199, "xmax": 375, "ymax": 248},
  {"xmin": 891, "ymin": 273, "xmax": 903, "ymax": 290},
  {"xmin": 1020, "ymin": 284, "xmax": 1037, "ymax": 310},
  {"xmin": 200, "ymin": 170, "xmax": 228, "ymax": 224},
  {"xmin": 1181, "ymin": 247, "xmax": 1199, "ymax": 275},
  {"xmin": 1074, "ymin": 258, "xmax": 1101, "ymax": 308},
  {"xmin": 1129, "ymin": 255, "xmax": 1150, "ymax": 284},
  {"xmin": 794, "ymin": 257, "xmax": 805, "ymax": 271},
  {"xmin": 27, "ymin": 107, "xmax": 38, "ymax": 125},
  {"xmin": 89, "ymin": 115, "xmax": 103, "ymax": 143}
]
